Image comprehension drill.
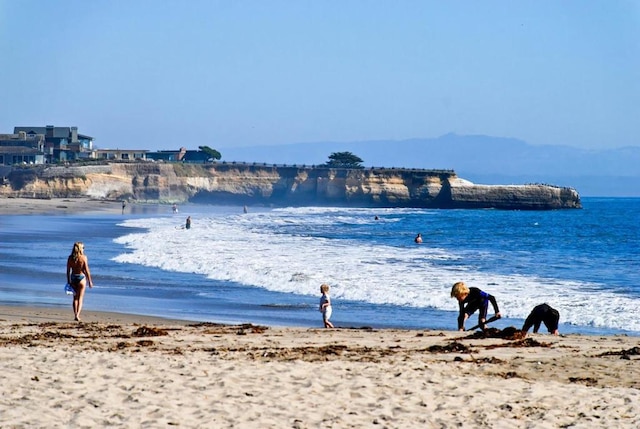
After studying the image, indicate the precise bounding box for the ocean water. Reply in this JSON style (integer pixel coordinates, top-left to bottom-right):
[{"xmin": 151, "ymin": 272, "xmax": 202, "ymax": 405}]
[{"xmin": 1, "ymin": 197, "xmax": 638, "ymax": 336}]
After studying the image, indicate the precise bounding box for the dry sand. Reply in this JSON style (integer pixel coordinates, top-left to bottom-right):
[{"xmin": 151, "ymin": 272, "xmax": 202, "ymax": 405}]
[
  {"xmin": 0, "ymin": 306, "xmax": 638, "ymax": 428},
  {"xmin": 2, "ymin": 198, "xmax": 639, "ymax": 427}
]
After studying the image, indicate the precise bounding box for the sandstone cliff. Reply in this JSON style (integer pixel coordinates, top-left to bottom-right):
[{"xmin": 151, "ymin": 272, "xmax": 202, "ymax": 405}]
[{"xmin": 0, "ymin": 163, "xmax": 581, "ymax": 210}]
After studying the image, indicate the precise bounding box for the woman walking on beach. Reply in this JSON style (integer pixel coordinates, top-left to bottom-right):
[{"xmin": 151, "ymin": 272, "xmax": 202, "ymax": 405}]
[{"xmin": 66, "ymin": 241, "xmax": 93, "ymax": 322}]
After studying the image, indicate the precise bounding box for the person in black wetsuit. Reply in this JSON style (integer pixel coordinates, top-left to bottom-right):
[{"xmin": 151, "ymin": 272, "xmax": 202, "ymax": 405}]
[
  {"xmin": 451, "ymin": 281, "xmax": 501, "ymax": 331},
  {"xmin": 522, "ymin": 303, "xmax": 559, "ymax": 336}
]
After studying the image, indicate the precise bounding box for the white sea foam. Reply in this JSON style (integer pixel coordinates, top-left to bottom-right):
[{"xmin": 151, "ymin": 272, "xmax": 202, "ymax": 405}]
[{"xmin": 113, "ymin": 207, "xmax": 640, "ymax": 332}]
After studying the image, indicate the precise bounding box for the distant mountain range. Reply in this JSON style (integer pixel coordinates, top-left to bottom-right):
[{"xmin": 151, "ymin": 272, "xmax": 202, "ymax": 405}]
[{"xmin": 218, "ymin": 133, "xmax": 640, "ymax": 197}]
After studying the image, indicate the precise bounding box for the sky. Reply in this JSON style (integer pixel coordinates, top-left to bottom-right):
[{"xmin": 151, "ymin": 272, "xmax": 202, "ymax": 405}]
[{"xmin": 1, "ymin": 0, "xmax": 638, "ymax": 151}]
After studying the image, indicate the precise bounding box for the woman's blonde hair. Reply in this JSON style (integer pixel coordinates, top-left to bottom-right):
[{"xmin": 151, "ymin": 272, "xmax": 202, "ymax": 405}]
[
  {"xmin": 451, "ymin": 281, "xmax": 469, "ymax": 298},
  {"xmin": 320, "ymin": 283, "xmax": 330, "ymax": 294},
  {"xmin": 70, "ymin": 242, "xmax": 84, "ymax": 261}
]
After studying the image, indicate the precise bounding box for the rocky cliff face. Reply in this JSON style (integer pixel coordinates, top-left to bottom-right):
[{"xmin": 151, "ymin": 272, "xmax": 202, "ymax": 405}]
[{"xmin": 0, "ymin": 163, "xmax": 582, "ymax": 210}]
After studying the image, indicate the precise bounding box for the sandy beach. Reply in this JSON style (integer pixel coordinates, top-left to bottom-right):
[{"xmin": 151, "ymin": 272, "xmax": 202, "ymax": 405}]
[
  {"xmin": 0, "ymin": 197, "xmax": 125, "ymax": 215},
  {"xmin": 0, "ymin": 305, "xmax": 638, "ymax": 428},
  {"xmin": 2, "ymin": 197, "xmax": 639, "ymax": 428}
]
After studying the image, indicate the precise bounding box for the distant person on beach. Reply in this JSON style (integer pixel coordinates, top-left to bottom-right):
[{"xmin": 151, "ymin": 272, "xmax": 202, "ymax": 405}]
[
  {"xmin": 243, "ymin": 205, "xmax": 248, "ymax": 214},
  {"xmin": 522, "ymin": 303, "xmax": 560, "ymax": 336},
  {"xmin": 66, "ymin": 241, "xmax": 94, "ymax": 322},
  {"xmin": 172, "ymin": 204, "xmax": 178, "ymax": 214},
  {"xmin": 319, "ymin": 283, "xmax": 334, "ymax": 328},
  {"xmin": 451, "ymin": 281, "xmax": 501, "ymax": 331},
  {"xmin": 414, "ymin": 233, "xmax": 423, "ymax": 244},
  {"xmin": 121, "ymin": 200, "xmax": 126, "ymax": 214},
  {"xmin": 185, "ymin": 216, "xmax": 191, "ymax": 230}
]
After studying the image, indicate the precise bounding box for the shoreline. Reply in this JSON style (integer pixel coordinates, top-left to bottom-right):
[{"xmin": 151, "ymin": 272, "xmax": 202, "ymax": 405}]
[
  {"xmin": 0, "ymin": 304, "xmax": 638, "ymax": 427},
  {"xmin": 2, "ymin": 196, "xmax": 639, "ymax": 338},
  {"xmin": 0, "ymin": 196, "xmax": 126, "ymax": 215}
]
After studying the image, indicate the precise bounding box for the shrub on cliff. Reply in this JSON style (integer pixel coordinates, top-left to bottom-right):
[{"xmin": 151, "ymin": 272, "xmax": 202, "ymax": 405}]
[
  {"xmin": 324, "ymin": 152, "xmax": 364, "ymax": 169},
  {"xmin": 199, "ymin": 145, "xmax": 222, "ymax": 161}
]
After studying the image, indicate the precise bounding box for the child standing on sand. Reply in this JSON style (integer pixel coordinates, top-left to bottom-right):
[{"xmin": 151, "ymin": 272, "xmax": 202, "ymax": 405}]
[{"xmin": 319, "ymin": 283, "xmax": 334, "ymax": 328}]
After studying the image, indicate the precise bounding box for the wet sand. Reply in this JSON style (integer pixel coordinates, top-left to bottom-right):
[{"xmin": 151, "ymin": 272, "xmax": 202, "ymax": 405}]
[{"xmin": 0, "ymin": 197, "xmax": 124, "ymax": 215}]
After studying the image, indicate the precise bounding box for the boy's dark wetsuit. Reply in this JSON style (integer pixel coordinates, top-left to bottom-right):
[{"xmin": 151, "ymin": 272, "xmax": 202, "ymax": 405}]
[
  {"xmin": 522, "ymin": 303, "xmax": 559, "ymax": 333},
  {"xmin": 458, "ymin": 287, "xmax": 500, "ymax": 330}
]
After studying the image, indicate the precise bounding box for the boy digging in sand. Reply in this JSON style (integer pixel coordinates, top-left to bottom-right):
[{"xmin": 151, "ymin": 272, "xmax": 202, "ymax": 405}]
[
  {"xmin": 451, "ymin": 281, "xmax": 501, "ymax": 331},
  {"xmin": 319, "ymin": 283, "xmax": 334, "ymax": 328}
]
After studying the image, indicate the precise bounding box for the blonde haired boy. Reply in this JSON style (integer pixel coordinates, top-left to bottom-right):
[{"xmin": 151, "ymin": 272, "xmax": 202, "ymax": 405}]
[{"xmin": 451, "ymin": 281, "xmax": 501, "ymax": 331}]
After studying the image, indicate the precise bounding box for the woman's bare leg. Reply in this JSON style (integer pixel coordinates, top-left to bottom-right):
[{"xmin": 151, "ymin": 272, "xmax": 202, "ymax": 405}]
[{"xmin": 73, "ymin": 281, "xmax": 86, "ymax": 321}]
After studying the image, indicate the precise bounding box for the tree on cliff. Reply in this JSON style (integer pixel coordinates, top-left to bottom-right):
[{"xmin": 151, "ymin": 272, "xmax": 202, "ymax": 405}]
[
  {"xmin": 199, "ymin": 146, "xmax": 222, "ymax": 161},
  {"xmin": 324, "ymin": 151, "xmax": 364, "ymax": 169}
]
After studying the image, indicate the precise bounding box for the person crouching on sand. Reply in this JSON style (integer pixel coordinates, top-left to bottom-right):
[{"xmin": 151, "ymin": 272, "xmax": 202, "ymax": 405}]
[
  {"xmin": 319, "ymin": 283, "xmax": 334, "ymax": 328},
  {"xmin": 451, "ymin": 281, "xmax": 501, "ymax": 331},
  {"xmin": 66, "ymin": 241, "xmax": 94, "ymax": 322},
  {"xmin": 522, "ymin": 303, "xmax": 560, "ymax": 336}
]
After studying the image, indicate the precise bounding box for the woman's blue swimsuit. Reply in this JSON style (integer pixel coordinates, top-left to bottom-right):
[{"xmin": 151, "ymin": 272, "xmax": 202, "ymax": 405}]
[{"xmin": 70, "ymin": 274, "xmax": 85, "ymax": 284}]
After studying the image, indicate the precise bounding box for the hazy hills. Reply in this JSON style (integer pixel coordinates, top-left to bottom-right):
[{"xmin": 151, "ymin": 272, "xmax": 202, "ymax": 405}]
[{"xmin": 219, "ymin": 134, "xmax": 640, "ymax": 197}]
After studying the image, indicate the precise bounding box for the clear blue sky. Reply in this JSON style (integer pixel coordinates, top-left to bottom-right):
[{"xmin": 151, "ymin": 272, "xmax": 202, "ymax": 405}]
[{"xmin": 1, "ymin": 0, "xmax": 638, "ymax": 151}]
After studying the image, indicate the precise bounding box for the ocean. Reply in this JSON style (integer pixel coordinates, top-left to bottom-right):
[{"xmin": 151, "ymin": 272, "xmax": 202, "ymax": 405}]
[{"xmin": 1, "ymin": 197, "xmax": 638, "ymax": 336}]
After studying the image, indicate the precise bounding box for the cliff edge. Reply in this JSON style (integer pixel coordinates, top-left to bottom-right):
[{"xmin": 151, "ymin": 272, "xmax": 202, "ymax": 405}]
[{"xmin": 0, "ymin": 163, "xmax": 581, "ymax": 210}]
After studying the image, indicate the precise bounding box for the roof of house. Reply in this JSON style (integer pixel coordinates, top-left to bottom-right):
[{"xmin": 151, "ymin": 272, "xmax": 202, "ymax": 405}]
[
  {"xmin": 13, "ymin": 126, "xmax": 94, "ymax": 140},
  {"xmin": 94, "ymin": 149, "xmax": 149, "ymax": 153},
  {"xmin": 0, "ymin": 146, "xmax": 42, "ymax": 154},
  {"xmin": 0, "ymin": 133, "xmax": 44, "ymax": 141}
]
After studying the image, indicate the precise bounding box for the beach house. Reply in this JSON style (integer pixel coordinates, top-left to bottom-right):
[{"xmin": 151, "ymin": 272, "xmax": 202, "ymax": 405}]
[
  {"xmin": 13, "ymin": 125, "xmax": 94, "ymax": 163},
  {"xmin": 0, "ymin": 131, "xmax": 47, "ymax": 166}
]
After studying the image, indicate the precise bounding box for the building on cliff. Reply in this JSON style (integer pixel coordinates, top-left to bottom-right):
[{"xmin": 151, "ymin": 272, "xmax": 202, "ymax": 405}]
[
  {"xmin": 0, "ymin": 131, "xmax": 46, "ymax": 166},
  {"xmin": 93, "ymin": 148, "xmax": 149, "ymax": 161},
  {"xmin": 145, "ymin": 147, "xmax": 210, "ymax": 163},
  {"xmin": 13, "ymin": 125, "xmax": 94, "ymax": 164},
  {"xmin": 3, "ymin": 125, "xmax": 212, "ymax": 165}
]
